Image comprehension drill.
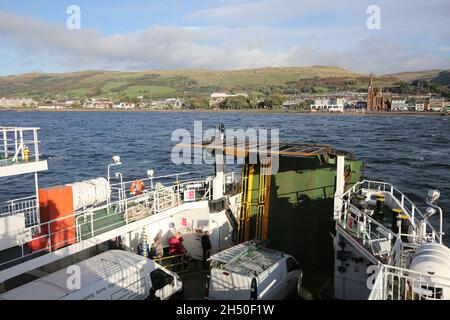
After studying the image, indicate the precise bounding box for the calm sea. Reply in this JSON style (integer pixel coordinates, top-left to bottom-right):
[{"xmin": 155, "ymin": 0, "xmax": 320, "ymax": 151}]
[{"xmin": 1, "ymin": 111, "xmax": 449, "ymax": 243}]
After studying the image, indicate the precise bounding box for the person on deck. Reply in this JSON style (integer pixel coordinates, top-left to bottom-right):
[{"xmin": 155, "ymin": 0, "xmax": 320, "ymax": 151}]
[
  {"xmin": 201, "ymin": 231, "xmax": 212, "ymax": 268},
  {"xmin": 137, "ymin": 240, "xmax": 150, "ymax": 257},
  {"xmin": 150, "ymin": 236, "xmax": 164, "ymax": 259},
  {"xmin": 169, "ymin": 232, "xmax": 186, "ymax": 255},
  {"xmin": 169, "ymin": 232, "xmax": 186, "ymax": 271}
]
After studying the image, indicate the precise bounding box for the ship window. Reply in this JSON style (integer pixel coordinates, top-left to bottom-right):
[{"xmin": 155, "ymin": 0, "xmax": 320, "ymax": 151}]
[{"xmin": 286, "ymin": 257, "xmax": 298, "ymax": 273}]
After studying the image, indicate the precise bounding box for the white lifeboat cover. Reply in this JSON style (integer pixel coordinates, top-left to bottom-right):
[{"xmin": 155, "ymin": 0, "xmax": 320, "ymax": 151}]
[{"xmin": 67, "ymin": 177, "xmax": 111, "ymax": 211}]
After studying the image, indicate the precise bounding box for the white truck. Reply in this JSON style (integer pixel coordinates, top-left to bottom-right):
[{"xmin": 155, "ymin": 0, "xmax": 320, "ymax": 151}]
[
  {"xmin": 207, "ymin": 241, "xmax": 302, "ymax": 300},
  {"xmin": 0, "ymin": 250, "xmax": 183, "ymax": 300}
]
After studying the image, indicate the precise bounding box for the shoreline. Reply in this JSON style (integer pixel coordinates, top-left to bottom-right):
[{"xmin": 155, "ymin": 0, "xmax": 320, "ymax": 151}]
[{"xmin": 1, "ymin": 108, "xmax": 448, "ymax": 117}]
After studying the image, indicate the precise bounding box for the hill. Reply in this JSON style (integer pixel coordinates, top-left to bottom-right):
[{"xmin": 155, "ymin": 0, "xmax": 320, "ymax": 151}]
[
  {"xmin": 0, "ymin": 66, "xmax": 368, "ymax": 99},
  {"xmin": 386, "ymin": 69, "xmax": 450, "ymax": 87},
  {"xmin": 2, "ymin": 66, "xmax": 449, "ymax": 100}
]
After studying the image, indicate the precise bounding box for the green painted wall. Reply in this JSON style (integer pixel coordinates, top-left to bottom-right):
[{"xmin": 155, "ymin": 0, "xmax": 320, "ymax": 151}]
[{"xmin": 247, "ymin": 155, "xmax": 361, "ymax": 298}]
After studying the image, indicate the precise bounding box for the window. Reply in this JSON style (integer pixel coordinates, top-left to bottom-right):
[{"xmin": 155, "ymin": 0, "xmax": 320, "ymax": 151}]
[
  {"xmin": 150, "ymin": 269, "xmax": 174, "ymax": 290},
  {"xmin": 286, "ymin": 257, "xmax": 298, "ymax": 273}
]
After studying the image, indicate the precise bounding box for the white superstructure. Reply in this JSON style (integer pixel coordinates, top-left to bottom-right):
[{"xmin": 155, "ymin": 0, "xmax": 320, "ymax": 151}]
[
  {"xmin": 0, "ymin": 126, "xmax": 241, "ymax": 296},
  {"xmin": 333, "ymin": 178, "xmax": 450, "ymax": 300}
]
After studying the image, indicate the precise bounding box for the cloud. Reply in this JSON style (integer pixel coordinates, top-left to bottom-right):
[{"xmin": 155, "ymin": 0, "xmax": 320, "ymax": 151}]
[
  {"xmin": 0, "ymin": 5, "xmax": 449, "ymax": 75},
  {"xmin": 187, "ymin": 0, "xmax": 350, "ymax": 26}
]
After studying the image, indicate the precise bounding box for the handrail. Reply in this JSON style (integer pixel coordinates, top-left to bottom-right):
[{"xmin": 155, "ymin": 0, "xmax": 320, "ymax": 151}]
[
  {"xmin": 369, "ymin": 263, "xmax": 450, "ymax": 300},
  {"xmin": 109, "ymin": 171, "xmax": 208, "ymax": 188},
  {"xmin": 0, "ymin": 127, "xmax": 41, "ymax": 164},
  {"xmin": 337, "ymin": 202, "xmax": 398, "ymax": 254},
  {"xmin": 338, "ymin": 180, "xmax": 440, "ymax": 243},
  {"xmin": 368, "ymin": 266, "xmax": 385, "ymax": 300},
  {"xmin": 152, "ymin": 253, "xmax": 191, "ymax": 273},
  {"xmin": 0, "ymin": 174, "xmax": 223, "ymax": 269}
]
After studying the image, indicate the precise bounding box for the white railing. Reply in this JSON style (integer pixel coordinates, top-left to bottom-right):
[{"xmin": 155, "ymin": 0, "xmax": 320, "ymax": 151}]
[
  {"xmin": 0, "ymin": 171, "xmax": 238, "ymax": 270},
  {"xmin": 368, "ymin": 266, "xmax": 385, "ymax": 300},
  {"xmin": 338, "ymin": 202, "xmax": 397, "ymax": 258},
  {"xmin": 0, "ymin": 195, "xmax": 39, "ymax": 227},
  {"xmin": 0, "ymin": 127, "xmax": 41, "ymax": 165},
  {"xmin": 109, "ymin": 171, "xmax": 208, "ymax": 191},
  {"xmin": 369, "ymin": 264, "xmax": 450, "ymax": 300},
  {"xmin": 338, "ymin": 180, "xmax": 440, "ymax": 243}
]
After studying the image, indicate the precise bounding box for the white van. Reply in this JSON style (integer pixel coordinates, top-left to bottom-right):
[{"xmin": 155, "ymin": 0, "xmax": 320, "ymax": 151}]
[
  {"xmin": 207, "ymin": 241, "xmax": 302, "ymax": 300},
  {"xmin": 0, "ymin": 250, "xmax": 183, "ymax": 300}
]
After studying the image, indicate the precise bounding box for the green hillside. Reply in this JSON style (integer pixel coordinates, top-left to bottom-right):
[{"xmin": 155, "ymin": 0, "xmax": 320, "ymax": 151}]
[
  {"xmin": 0, "ymin": 66, "xmax": 366, "ymax": 99},
  {"xmin": 385, "ymin": 69, "xmax": 444, "ymax": 82},
  {"xmin": 386, "ymin": 69, "xmax": 450, "ymax": 87},
  {"xmin": 4, "ymin": 66, "xmax": 447, "ymax": 100}
]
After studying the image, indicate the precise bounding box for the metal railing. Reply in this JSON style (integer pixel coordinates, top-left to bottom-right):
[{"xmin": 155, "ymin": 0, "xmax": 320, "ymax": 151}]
[
  {"xmin": 369, "ymin": 264, "xmax": 450, "ymax": 300},
  {"xmin": 0, "ymin": 171, "xmax": 238, "ymax": 271},
  {"xmin": 338, "ymin": 202, "xmax": 397, "ymax": 259},
  {"xmin": 337, "ymin": 180, "xmax": 440, "ymax": 243},
  {"xmin": 0, "ymin": 127, "xmax": 41, "ymax": 165},
  {"xmin": 0, "ymin": 195, "xmax": 39, "ymax": 227},
  {"xmin": 152, "ymin": 253, "xmax": 191, "ymax": 274}
]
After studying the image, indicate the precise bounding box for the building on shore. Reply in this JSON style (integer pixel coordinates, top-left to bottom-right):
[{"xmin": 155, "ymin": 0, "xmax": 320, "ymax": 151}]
[
  {"xmin": 444, "ymin": 101, "xmax": 450, "ymax": 112},
  {"xmin": 209, "ymin": 92, "xmax": 248, "ymax": 109},
  {"xmin": 0, "ymin": 97, "xmax": 36, "ymax": 108},
  {"xmin": 114, "ymin": 102, "xmax": 135, "ymax": 109},
  {"xmin": 310, "ymin": 97, "xmax": 345, "ymax": 112},
  {"xmin": 414, "ymin": 101, "xmax": 425, "ymax": 111},
  {"xmin": 355, "ymin": 101, "xmax": 367, "ymax": 110},
  {"xmin": 134, "ymin": 98, "xmax": 183, "ymax": 109},
  {"xmin": 37, "ymin": 104, "xmax": 65, "ymax": 110},
  {"xmin": 83, "ymin": 99, "xmax": 114, "ymax": 109},
  {"xmin": 367, "ymin": 74, "xmax": 391, "ymax": 111},
  {"xmin": 391, "ymin": 99, "xmax": 409, "ymax": 111},
  {"xmin": 429, "ymin": 97, "xmax": 445, "ymax": 112}
]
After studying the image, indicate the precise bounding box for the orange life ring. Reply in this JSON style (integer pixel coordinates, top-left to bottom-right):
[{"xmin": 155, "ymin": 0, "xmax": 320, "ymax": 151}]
[{"xmin": 130, "ymin": 179, "xmax": 145, "ymax": 195}]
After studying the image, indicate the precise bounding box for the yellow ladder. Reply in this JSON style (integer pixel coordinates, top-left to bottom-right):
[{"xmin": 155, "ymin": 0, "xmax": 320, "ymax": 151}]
[
  {"xmin": 255, "ymin": 161, "xmax": 271, "ymax": 241},
  {"xmin": 237, "ymin": 160, "xmax": 272, "ymax": 243},
  {"xmin": 237, "ymin": 162, "xmax": 254, "ymax": 243}
]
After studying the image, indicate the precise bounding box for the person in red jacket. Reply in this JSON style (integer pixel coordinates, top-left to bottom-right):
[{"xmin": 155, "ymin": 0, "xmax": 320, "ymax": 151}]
[
  {"xmin": 169, "ymin": 232, "xmax": 186, "ymax": 254},
  {"xmin": 169, "ymin": 232, "xmax": 186, "ymax": 271}
]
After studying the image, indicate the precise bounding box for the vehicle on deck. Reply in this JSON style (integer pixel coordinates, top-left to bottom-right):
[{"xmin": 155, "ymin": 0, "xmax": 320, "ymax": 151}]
[
  {"xmin": 207, "ymin": 241, "xmax": 302, "ymax": 300},
  {"xmin": 0, "ymin": 250, "xmax": 183, "ymax": 300}
]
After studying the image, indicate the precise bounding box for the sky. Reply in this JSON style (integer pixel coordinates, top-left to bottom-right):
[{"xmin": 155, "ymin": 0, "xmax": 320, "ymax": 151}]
[{"xmin": 0, "ymin": 0, "xmax": 449, "ymax": 75}]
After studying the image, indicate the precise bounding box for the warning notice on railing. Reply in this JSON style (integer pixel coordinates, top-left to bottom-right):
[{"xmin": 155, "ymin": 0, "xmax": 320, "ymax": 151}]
[{"xmin": 184, "ymin": 190, "xmax": 195, "ymax": 202}]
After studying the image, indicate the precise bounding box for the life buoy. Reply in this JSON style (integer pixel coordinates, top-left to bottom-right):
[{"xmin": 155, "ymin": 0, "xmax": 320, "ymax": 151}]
[{"xmin": 130, "ymin": 179, "xmax": 145, "ymax": 195}]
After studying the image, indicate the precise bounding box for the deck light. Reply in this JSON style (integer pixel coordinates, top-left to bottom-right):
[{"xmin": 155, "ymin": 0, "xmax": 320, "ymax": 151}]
[
  {"xmin": 108, "ymin": 155, "xmax": 122, "ymax": 187},
  {"xmin": 147, "ymin": 169, "xmax": 154, "ymax": 189},
  {"xmin": 427, "ymin": 189, "xmax": 440, "ymax": 205},
  {"xmin": 425, "ymin": 207, "xmax": 437, "ymax": 219},
  {"xmin": 112, "ymin": 155, "xmax": 122, "ymax": 165},
  {"xmin": 426, "ymin": 189, "xmax": 444, "ymax": 244}
]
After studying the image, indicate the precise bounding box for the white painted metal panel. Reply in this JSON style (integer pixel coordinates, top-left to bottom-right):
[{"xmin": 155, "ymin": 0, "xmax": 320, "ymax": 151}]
[
  {"xmin": 0, "ymin": 160, "xmax": 48, "ymax": 177},
  {"xmin": 0, "ymin": 214, "xmax": 30, "ymax": 251}
]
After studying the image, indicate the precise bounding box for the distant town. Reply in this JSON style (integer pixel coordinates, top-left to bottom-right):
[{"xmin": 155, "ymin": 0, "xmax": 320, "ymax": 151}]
[{"xmin": 2, "ymin": 75, "xmax": 450, "ymax": 114}]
